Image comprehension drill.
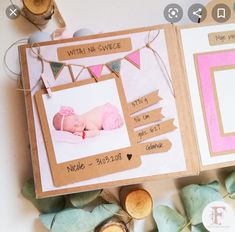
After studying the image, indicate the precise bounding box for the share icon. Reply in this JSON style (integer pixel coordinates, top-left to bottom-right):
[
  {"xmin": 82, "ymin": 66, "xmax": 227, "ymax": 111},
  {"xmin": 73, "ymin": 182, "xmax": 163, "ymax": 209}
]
[
  {"xmin": 188, "ymin": 4, "xmax": 207, "ymax": 23},
  {"xmin": 193, "ymin": 8, "xmax": 202, "ymax": 19}
]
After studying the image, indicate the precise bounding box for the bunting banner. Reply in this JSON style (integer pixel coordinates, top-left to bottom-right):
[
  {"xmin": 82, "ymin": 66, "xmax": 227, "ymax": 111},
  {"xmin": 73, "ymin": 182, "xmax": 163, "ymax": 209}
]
[
  {"xmin": 106, "ymin": 60, "xmax": 121, "ymax": 76},
  {"xmin": 88, "ymin": 64, "xmax": 104, "ymax": 80},
  {"xmin": 50, "ymin": 61, "xmax": 65, "ymax": 80},
  {"xmin": 68, "ymin": 65, "xmax": 84, "ymax": 82},
  {"xmin": 48, "ymin": 49, "xmax": 141, "ymax": 81},
  {"xmin": 125, "ymin": 50, "xmax": 141, "ymax": 69}
]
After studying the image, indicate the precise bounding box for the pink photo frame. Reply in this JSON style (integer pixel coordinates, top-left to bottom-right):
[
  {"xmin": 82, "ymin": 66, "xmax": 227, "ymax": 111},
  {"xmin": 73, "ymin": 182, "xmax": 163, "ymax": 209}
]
[{"xmin": 194, "ymin": 49, "xmax": 235, "ymax": 156}]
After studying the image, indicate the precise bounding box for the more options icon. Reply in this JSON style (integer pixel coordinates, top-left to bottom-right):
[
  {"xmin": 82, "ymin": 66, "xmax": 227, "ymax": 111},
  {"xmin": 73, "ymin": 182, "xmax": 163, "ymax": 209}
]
[
  {"xmin": 164, "ymin": 4, "xmax": 183, "ymax": 23},
  {"xmin": 212, "ymin": 4, "xmax": 231, "ymax": 23}
]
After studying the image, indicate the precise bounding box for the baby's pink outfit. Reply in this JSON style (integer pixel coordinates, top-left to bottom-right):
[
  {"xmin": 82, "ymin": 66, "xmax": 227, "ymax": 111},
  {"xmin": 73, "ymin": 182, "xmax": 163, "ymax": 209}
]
[{"xmin": 102, "ymin": 103, "xmax": 123, "ymax": 130}]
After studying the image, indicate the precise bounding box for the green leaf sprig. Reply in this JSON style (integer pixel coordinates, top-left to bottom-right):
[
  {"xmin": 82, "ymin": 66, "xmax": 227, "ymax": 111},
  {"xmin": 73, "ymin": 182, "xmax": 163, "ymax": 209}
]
[{"xmin": 153, "ymin": 170, "xmax": 235, "ymax": 232}]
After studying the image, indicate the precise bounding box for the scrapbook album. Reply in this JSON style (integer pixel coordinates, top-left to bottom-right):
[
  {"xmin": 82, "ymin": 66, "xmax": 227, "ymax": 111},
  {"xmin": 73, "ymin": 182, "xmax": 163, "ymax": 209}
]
[{"xmin": 19, "ymin": 22, "xmax": 235, "ymax": 198}]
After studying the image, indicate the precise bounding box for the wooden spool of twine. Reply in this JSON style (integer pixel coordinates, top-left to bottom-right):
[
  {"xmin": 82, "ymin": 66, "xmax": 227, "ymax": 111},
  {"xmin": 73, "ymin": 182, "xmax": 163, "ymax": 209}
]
[
  {"xmin": 119, "ymin": 186, "xmax": 153, "ymax": 220},
  {"xmin": 22, "ymin": 0, "xmax": 55, "ymax": 25},
  {"xmin": 96, "ymin": 217, "xmax": 128, "ymax": 232}
]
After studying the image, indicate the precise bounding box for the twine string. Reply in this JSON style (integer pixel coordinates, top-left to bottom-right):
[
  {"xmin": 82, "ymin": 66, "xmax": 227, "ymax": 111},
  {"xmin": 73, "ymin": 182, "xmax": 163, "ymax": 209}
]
[
  {"xmin": 3, "ymin": 39, "xmax": 43, "ymax": 93},
  {"xmin": 29, "ymin": 43, "xmax": 86, "ymax": 83},
  {"xmin": 147, "ymin": 29, "xmax": 160, "ymax": 46},
  {"xmin": 4, "ymin": 0, "xmax": 47, "ymax": 82},
  {"xmin": 147, "ymin": 45, "xmax": 175, "ymax": 97},
  {"xmin": 30, "ymin": 44, "xmax": 48, "ymax": 66},
  {"xmin": 16, "ymin": 78, "xmax": 42, "ymax": 95},
  {"xmin": 101, "ymin": 206, "xmax": 134, "ymax": 231},
  {"xmin": 3, "ymin": 38, "xmax": 27, "ymax": 79},
  {"xmin": 5, "ymin": 0, "xmax": 66, "ymax": 92},
  {"xmin": 74, "ymin": 67, "xmax": 86, "ymax": 81},
  {"xmin": 30, "ymin": 44, "xmax": 86, "ymax": 69},
  {"xmin": 30, "ymin": 43, "xmax": 45, "ymax": 76},
  {"xmin": 145, "ymin": 30, "xmax": 175, "ymax": 98},
  {"xmin": 16, "ymin": 43, "xmax": 45, "ymax": 93},
  {"xmin": 100, "ymin": 190, "xmax": 134, "ymax": 231}
]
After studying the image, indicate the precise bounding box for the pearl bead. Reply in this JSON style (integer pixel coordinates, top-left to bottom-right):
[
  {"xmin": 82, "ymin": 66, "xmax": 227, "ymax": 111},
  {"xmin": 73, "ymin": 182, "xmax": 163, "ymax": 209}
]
[
  {"xmin": 73, "ymin": 28, "xmax": 95, "ymax": 37},
  {"xmin": 28, "ymin": 32, "xmax": 51, "ymax": 44}
]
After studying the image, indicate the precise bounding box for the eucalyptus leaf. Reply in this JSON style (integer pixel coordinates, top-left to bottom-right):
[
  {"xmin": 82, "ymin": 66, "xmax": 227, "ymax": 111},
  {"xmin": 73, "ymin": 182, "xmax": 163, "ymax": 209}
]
[
  {"xmin": 92, "ymin": 204, "xmax": 121, "ymax": 225},
  {"xmin": 230, "ymin": 192, "xmax": 235, "ymax": 199},
  {"xmin": 225, "ymin": 171, "xmax": 235, "ymax": 194},
  {"xmin": 22, "ymin": 179, "xmax": 65, "ymax": 213},
  {"xmin": 42, "ymin": 208, "xmax": 95, "ymax": 232},
  {"xmin": 180, "ymin": 182, "xmax": 223, "ymax": 225},
  {"xmin": 69, "ymin": 189, "xmax": 102, "ymax": 208},
  {"xmin": 153, "ymin": 205, "xmax": 188, "ymax": 232},
  {"xmin": 191, "ymin": 223, "xmax": 208, "ymax": 232},
  {"xmin": 39, "ymin": 204, "xmax": 120, "ymax": 232},
  {"xmin": 206, "ymin": 181, "xmax": 220, "ymax": 191}
]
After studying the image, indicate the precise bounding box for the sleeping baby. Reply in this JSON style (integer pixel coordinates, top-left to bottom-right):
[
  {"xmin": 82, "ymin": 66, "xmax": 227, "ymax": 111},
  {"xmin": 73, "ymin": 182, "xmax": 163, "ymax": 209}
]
[{"xmin": 53, "ymin": 103, "xmax": 124, "ymax": 139}]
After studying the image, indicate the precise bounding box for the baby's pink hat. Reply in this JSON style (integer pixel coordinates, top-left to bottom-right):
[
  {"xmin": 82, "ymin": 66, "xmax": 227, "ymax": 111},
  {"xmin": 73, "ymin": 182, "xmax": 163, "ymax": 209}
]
[{"xmin": 53, "ymin": 106, "xmax": 75, "ymax": 131}]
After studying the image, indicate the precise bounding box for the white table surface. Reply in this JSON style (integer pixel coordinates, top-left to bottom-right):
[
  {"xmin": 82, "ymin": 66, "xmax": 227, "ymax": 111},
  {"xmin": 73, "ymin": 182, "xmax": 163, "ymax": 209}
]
[{"xmin": 0, "ymin": 0, "xmax": 234, "ymax": 231}]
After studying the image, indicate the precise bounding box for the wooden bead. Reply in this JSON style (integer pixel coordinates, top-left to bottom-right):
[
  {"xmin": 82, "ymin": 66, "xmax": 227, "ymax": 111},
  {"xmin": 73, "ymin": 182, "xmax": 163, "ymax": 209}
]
[{"xmin": 119, "ymin": 187, "xmax": 153, "ymax": 220}]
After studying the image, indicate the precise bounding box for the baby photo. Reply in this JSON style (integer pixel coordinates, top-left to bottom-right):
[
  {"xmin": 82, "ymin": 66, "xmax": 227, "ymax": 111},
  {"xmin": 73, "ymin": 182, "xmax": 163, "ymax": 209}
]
[
  {"xmin": 39, "ymin": 78, "xmax": 131, "ymax": 164},
  {"xmin": 53, "ymin": 103, "xmax": 124, "ymax": 139}
]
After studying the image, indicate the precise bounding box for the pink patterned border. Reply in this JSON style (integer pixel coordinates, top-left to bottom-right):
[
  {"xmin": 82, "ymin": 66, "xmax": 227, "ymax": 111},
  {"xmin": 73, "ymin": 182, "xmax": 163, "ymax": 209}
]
[{"xmin": 195, "ymin": 50, "xmax": 235, "ymax": 155}]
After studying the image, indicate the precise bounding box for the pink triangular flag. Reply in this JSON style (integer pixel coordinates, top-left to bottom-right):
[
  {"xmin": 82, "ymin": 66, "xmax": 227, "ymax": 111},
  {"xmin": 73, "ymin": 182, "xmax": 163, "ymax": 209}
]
[
  {"xmin": 125, "ymin": 50, "xmax": 140, "ymax": 69},
  {"xmin": 88, "ymin": 64, "xmax": 103, "ymax": 79}
]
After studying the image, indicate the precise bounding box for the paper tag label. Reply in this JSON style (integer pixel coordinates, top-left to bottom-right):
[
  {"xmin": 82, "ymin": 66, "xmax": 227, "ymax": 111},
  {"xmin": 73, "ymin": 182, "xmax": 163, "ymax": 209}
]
[
  {"xmin": 131, "ymin": 108, "xmax": 164, "ymax": 128},
  {"xmin": 135, "ymin": 119, "xmax": 176, "ymax": 143},
  {"xmin": 136, "ymin": 140, "xmax": 172, "ymax": 155},
  {"xmin": 57, "ymin": 38, "xmax": 132, "ymax": 61},
  {"xmin": 128, "ymin": 91, "xmax": 162, "ymax": 115},
  {"xmin": 208, "ymin": 31, "xmax": 235, "ymax": 46},
  {"xmin": 57, "ymin": 140, "xmax": 172, "ymax": 186},
  {"xmin": 56, "ymin": 147, "xmax": 141, "ymax": 187}
]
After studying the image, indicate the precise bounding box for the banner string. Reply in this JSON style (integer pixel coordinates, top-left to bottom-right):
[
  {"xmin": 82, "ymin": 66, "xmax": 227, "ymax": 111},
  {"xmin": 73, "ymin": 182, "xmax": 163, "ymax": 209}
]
[
  {"xmin": 27, "ymin": 30, "xmax": 175, "ymax": 97},
  {"xmin": 145, "ymin": 33, "xmax": 175, "ymax": 97}
]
